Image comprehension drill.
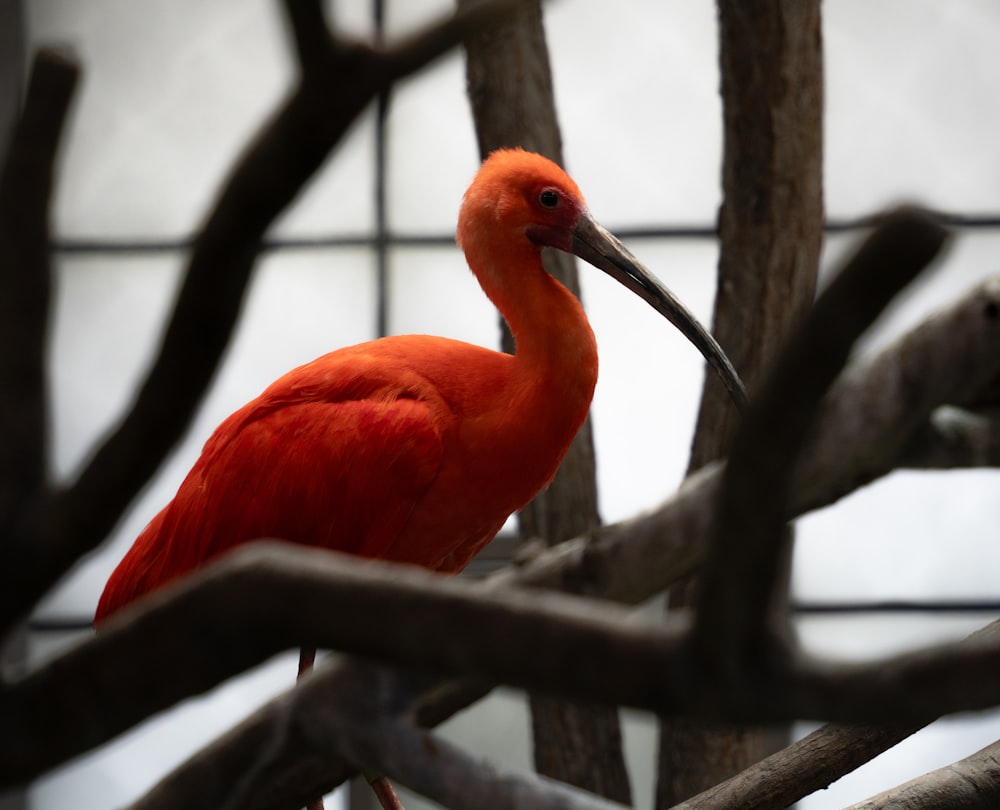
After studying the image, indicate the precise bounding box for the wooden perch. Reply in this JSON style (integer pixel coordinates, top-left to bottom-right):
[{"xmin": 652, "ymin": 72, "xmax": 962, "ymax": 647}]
[
  {"xmin": 108, "ymin": 561, "xmax": 1000, "ymax": 810},
  {"xmin": 0, "ymin": 543, "xmax": 691, "ymax": 786},
  {"xmin": 7, "ymin": 540, "xmax": 1000, "ymax": 793}
]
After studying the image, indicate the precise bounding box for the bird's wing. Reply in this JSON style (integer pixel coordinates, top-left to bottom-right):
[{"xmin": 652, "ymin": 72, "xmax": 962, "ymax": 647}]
[
  {"xmin": 183, "ymin": 388, "xmax": 447, "ymax": 562},
  {"xmin": 96, "ymin": 364, "xmax": 448, "ymax": 621}
]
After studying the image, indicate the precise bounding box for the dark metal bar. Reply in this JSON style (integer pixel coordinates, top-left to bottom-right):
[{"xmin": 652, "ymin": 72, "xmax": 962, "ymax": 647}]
[
  {"xmin": 48, "ymin": 212, "xmax": 1000, "ymax": 258},
  {"xmin": 373, "ymin": 0, "xmax": 390, "ymax": 339}
]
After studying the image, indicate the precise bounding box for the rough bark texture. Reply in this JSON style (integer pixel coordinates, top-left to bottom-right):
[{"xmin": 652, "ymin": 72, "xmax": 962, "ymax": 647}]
[
  {"xmin": 658, "ymin": 0, "xmax": 824, "ymax": 805},
  {"xmin": 844, "ymin": 738, "xmax": 1000, "ymax": 810},
  {"xmin": 462, "ymin": 1, "xmax": 630, "ymax": 803}
]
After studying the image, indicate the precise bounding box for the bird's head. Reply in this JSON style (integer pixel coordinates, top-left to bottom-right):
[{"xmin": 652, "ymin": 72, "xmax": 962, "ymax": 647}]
[
  {"xmin": 458, "ymin": 148, "xmax": 748, "ymax": 411},
  {"xmin": 458, "ymin": 147, "xmax": 588, "ymax": 257}
]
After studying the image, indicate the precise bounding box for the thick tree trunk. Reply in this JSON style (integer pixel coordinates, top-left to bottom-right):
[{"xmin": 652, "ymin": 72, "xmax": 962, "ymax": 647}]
[
  {"xmin": 657, "ymin": 1, "xmax": 824, "ymax": 805},
  {"xmin": 461, "ymin": 1, "xmax": 631, "ymax": 803}
]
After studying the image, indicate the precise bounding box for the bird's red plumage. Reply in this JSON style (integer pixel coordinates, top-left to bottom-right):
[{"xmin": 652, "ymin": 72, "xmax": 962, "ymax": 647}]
[{"xmin": 96, "ymin": 150, "xmax": 601, "ymax": 623}]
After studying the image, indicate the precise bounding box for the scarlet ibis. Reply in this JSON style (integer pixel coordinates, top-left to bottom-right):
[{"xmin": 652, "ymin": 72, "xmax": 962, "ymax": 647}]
[
  {"xmin": 94, "ymin": 147, "xmax": 743, "ymax": 810},
  {"xmin": 95, "ymin": 148, "xmax": 743, "ymax": 622}
]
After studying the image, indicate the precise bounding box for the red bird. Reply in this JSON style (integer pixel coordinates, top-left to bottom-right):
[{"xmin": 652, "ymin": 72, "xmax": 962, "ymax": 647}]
[{"xmin": 96, "ymin": 148, "xmax": 744, "ymax": 622}]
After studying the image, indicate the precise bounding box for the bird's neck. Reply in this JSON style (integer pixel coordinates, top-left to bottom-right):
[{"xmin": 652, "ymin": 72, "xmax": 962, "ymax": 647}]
[{"xmin": 476, "ymin": 242, "xmax": 599, "ymax": 410}]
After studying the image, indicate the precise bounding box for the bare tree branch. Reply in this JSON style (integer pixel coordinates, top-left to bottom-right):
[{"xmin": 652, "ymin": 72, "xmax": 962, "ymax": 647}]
[
  {"xmin": 233, "ymin": 660, "xmax": 627, "ymax": 810},
  {"xmin": 0, "ymin": 544, "xmax": 690, "ymax": 787},
  {"xmin": 131, "ymin": 658, "xmax": 628, "ymax": 810},
  {"xmin": 9, "ymin": 536, "xmax": 1000, "ymax": 796},
  {"xmin": 0, "ymin": 0, "xmax": 525, "ymax": 637},
  {"xmin": 843, "ymin": 738, "xmax": 1000, "ymax": 810},
  {"xmin": 794, "ymin": 276, "xmax": 1000, "ymax": 513},
  {"xmin": 669, "ymin": 722, "xmax": 920, "ymax": 810},
  {"xmin": 121, "ymin": 580, "xmax": 1000, "ymax": 810},
  {"xmin": 363, "ymin": 707, "xmax": 630, "ymax": 810},
  {"xmin": 0, "ymin": 48, "xmax": 78, "ymax": 537}
]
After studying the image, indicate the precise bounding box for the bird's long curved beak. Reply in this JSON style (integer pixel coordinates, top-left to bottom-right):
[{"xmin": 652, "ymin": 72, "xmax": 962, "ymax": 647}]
[{"xmin": 572, "ymin": 215, "xmax": 748, "ymax": 411}]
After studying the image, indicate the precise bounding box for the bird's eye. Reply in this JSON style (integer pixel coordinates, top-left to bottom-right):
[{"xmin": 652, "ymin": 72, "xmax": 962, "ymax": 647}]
[{"xmin": 539, "ymin": 190, "xmax": 560, "ymax": 208}]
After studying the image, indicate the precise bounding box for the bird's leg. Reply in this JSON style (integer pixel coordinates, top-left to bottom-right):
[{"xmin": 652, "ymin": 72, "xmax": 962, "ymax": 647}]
[
  {"xmin": 298, "ymin": 647, "xmax": 326, "ymax": 810},
  {"xmin": 298, "ymin": 645, "xmax": 317, "ymax": 678},
  {"xmin": 296, "ymin": 650, "xmax": 405, "ymax": 809},
  {"xmin": 365, "ymin": 771, "xmax": 405, "ymax": 810}
]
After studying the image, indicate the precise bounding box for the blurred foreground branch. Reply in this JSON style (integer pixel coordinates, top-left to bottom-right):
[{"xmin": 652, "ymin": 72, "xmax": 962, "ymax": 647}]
[
  {"xmin": 0, "ymin": 48, "xmax": 77, "ymax": 567},
  {"xmin": 72, "ymin": 549, "xmax": 1000, "ymax": 810}
]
